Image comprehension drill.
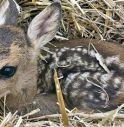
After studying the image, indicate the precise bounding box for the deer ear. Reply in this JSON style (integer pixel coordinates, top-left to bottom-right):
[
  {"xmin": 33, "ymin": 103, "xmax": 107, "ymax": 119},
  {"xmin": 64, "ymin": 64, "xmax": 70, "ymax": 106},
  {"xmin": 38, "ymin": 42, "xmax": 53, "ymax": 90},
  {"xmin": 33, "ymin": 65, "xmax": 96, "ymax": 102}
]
[
  {"xmin": 0, "ymin": 0, "xmax": 20, "ymax": 25},
  {"xmin": 27, "ymin": 2, "xmax": 61, "ymax": 49}
]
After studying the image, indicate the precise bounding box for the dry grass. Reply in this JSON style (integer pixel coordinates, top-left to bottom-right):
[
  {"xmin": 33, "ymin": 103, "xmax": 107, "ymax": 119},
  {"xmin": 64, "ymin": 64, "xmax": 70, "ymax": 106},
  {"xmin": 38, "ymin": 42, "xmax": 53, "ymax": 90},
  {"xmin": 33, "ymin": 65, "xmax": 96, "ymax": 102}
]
[
  {"xmin": 18, "ymin": 0, "xmax": 124, "ymax": 44},
  {"xmin": 1, "ymin": 0, "xmax": 124, "ymax": 126}
]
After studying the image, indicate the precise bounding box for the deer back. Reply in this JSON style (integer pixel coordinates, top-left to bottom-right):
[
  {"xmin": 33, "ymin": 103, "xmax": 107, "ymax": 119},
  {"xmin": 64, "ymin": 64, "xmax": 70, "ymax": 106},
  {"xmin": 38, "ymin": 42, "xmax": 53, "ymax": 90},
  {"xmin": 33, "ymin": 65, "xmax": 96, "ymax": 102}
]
[{"xmin": 38, "ymin": 39, "xmax": 124, "ymax": 112}]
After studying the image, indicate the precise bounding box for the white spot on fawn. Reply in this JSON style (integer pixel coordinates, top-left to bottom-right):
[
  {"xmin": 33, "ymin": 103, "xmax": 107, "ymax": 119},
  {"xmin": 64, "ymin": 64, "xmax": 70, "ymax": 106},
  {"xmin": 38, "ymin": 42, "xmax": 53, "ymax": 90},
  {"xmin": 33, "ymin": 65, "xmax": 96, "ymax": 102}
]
[
  {"xmin": 95, "ymin": 64, "xmax": 99, "ymax": 68},
  {"xmin": 66, "ymin": 57, "xmax": 71, "ymax": 63},
  {"xmin": 45, "ymin": 54, "xmax": 50, "ymax": 59},
  {"xmin": 106, "ymin": 55, "xmax": 120, "ymax": 65},
  {"xmin": 64, "ymin": 47, "xmax": 69, "ymax": 50},
  {"xmin": 93, "ymin": 72, "xmax": 101, "ymax": 79},
  {"xmin": 82, "ymin": 48, "xmax": 87, "ymax": 54},
  {"xmin": 71, "ymin": 48, "xmax": 76, "ymax": 51},
  {"xmin": 57, "ymin": 51, "xmax": 62, "ymax": 57},
  {"xmin": 60, "ymin": 48, "xmax": 66, "ymax": 52},
  {"xmin": 73, "ymin": 53, "xmax": 82, "ymax": 61},
  {"xmin": 79, "ymin": 91, "xmax": 88, "ymax": 96},
  {"xmin": 71, "ymin": 90, "xmax": 78, "ymax": 97},
  {"xmin": 77, "ymin": 48, "xmax": 82, "ymax": 52},
  {"xmin": 63, "ymin": 73, "xmax": 80, "ymax": 94},
  {"xmin": 81, "ymin": 72, "xmax": 90, "ymax": 78},
  {"xmin": 100, "ymin": 72, "xmax": 113, "ymax": 83},
  {"xmin": 88, "ymin": 94, "xmax": 94, "ymax": 100},
  {"xmin": 113, "ymin": 83, "xmax": 119, "ymax": 89},
  {"xmin": 102, "ymin": 83, "xmax": 108, "ymax": 88},
  {"xmin": 73, "ymin": 82, "xmax": 80, "ymax": 89},
  {"xmin": 89, "ymin": 62, "xmax": 95, "ymax": 68},
  {"xmin": 60, "ymin": 60, "xmax": 67, "ymax": 66},
  {"xmin": 49, "ymin": 62, "xmax": 55, "ymax": 69},
  {"xmin": 84, "ymin": 61, "xmax": 88, "ymax": 66},
  {"xmin": 94, "ymin": 99, "xmax": 100, "ymax": 103},
  {"xmin": 114, "ymin": 77, "xmax": 121, "ymax": 85},
  {"xmin": 85, "ymin": 83, "xmax": 92, "ymax": 88},
  {"xmin": 55, "ymin": 48, "xmax": 59, "ymax": 52},
  {"xmin": 89, "ymin": 50, "xmax": 95, "ymax": 57},
  {"xmin": 100, "ymin": 92, "xmax": 106, "ymax": 101}
]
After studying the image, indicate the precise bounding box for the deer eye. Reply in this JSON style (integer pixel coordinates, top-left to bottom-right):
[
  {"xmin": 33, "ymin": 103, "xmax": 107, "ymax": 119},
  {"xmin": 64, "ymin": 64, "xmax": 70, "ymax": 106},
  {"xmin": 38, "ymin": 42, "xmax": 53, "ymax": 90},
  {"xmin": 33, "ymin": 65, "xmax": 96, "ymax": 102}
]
[{"xmin": 0, "ymin": 66, "xmax": 17, "ymax": 78}]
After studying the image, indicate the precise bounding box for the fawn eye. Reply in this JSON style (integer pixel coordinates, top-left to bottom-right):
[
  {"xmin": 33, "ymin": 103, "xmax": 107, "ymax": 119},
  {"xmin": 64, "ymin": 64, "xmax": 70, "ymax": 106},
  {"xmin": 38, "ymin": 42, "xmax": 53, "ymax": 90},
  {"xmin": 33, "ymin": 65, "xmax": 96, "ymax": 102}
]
[{"xmin": 0, "ymin": 66, "xmax": 17, "ymax": 78}]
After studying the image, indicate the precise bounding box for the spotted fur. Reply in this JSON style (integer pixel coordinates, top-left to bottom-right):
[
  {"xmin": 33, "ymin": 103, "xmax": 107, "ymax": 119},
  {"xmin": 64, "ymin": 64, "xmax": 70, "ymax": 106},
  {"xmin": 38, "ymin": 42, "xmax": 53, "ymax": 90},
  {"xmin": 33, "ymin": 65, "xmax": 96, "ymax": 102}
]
[
  {"xmin": 38, "ymin": 42, "xmax": 124, "ymax": 112},
  {"xmin": 1, "ymin": 0, "xmax": 124, "ymax": 115}
]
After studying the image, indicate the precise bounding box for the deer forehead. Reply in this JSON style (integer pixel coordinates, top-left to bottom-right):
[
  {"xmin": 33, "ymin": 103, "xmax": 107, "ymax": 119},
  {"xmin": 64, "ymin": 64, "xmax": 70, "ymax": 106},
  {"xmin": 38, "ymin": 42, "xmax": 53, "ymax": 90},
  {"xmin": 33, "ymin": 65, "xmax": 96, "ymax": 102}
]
[
  {"xmin": 0, "ymin": 26, "xmax": 30, "ymax": 67},
  {"xmin": 0, "ymin": 26, "xmax": 27, "ymax": 47}
]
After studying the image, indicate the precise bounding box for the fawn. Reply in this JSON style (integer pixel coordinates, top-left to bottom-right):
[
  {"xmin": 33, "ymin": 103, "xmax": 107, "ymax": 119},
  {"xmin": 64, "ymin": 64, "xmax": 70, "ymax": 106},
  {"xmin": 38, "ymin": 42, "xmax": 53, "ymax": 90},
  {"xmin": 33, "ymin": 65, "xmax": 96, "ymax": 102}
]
[
  {"xmin": 0, "ymin": 0, "xmax": 124, "ymax": 115},
  {"xmin": 0, "ymin": 0, "xmax": 61, "ymax": 114}
]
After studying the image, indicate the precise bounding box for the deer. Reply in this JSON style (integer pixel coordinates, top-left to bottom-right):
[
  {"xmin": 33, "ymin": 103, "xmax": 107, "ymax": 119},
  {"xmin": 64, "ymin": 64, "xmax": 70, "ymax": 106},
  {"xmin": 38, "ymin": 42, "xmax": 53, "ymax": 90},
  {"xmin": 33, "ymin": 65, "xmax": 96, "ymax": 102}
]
[
  {"xmin": 0, "ymin": 0, "xmax": 61, "ymax": 115},
  {"xmin": 0, "ymin": 0, "xmax": 124, "ymax": 116}
]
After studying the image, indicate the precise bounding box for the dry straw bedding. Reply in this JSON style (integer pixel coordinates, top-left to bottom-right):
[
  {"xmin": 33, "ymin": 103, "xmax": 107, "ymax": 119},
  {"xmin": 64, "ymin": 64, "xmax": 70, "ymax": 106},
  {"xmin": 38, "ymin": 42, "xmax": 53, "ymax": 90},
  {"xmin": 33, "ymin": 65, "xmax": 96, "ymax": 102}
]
[{"xmin": 1, "ymin": 0, "xmax": 124, "ymax": 127}]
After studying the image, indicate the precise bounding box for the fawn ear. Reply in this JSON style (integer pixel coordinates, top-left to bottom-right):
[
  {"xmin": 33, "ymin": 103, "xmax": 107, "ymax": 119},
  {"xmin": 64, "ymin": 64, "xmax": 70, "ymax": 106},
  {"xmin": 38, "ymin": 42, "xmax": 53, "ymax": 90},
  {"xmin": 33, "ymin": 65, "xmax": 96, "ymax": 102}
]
[
  {"xmin": 27, "ymin": 2, "xmax": 61, "ymax": 49},
  {"xmin": 0, "ymin": 0, "xmax": 20, "ymax": 25}
]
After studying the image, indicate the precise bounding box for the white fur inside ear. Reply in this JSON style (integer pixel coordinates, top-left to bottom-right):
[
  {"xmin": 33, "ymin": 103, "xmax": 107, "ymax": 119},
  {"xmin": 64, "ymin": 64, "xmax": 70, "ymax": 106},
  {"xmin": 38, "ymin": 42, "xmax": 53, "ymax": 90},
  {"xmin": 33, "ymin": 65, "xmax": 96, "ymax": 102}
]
[
  {"xmin": 0, "ymin": 0, "xmax": 9, "ymax": 25},
  {"xmin": 0, "ymin": 0, "xmax": 20, "ymax": 25},
  {"xmin": 27, "ymin": 2, "xmax": 61, "ymax": 49}
]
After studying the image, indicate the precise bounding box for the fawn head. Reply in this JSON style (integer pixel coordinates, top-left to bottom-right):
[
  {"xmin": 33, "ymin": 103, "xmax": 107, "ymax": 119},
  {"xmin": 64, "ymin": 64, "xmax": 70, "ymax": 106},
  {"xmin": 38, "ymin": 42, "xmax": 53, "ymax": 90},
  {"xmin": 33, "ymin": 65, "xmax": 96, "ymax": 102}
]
[{"xmin": 0, "ymin": 0, "xmax": 61, "ymax": 111}]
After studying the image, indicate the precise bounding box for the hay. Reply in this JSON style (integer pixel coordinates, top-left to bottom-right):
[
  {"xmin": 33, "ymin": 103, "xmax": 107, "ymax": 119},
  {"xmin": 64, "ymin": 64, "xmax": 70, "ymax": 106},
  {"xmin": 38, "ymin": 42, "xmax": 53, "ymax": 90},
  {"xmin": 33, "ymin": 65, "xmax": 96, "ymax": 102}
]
[
  {"xmin": 18, "ymin": 0, "xmax": 124, "ymax": 44},
  {"xmin": 1, "ymin": 100, "xmax": 124, "ymax": 126},
  {"xmin": 1, "ymin": 0, "xmax": 124, "ymax": 126}
]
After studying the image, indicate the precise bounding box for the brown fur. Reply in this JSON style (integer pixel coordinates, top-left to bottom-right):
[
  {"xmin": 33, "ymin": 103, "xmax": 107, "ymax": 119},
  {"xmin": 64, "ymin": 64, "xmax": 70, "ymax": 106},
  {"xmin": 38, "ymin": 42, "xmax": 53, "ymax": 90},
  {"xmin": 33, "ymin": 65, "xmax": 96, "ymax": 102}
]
[
  {"xmin": 50, "ymin": 39, "xmax": 124, "ymax": 62},
  {"xmin": 0, "ymin": 1, "xmax": 61, "ymax": 115},
  {"xmin": 1, "ymin": 1, "xmax": 124, "ymax": 115},
  {"xmin": 0, "ymin": 26, "xmax": 37, "ymax": 111},
  {"xmin": 1, "ymin": 25, "xmax": 124, "ymax": 114}
]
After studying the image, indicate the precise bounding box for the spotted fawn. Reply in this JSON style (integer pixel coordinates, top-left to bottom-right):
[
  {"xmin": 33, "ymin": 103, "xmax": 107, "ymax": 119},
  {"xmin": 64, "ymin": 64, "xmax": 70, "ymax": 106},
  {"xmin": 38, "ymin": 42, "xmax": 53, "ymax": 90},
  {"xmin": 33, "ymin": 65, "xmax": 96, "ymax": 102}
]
[
  {"xmin": 0, "ymin": 0, "xmax": 124, "ymax": 115},
  {"xmin": 39, "ymin": 39, "xmax": 124, "ymax": 113}
]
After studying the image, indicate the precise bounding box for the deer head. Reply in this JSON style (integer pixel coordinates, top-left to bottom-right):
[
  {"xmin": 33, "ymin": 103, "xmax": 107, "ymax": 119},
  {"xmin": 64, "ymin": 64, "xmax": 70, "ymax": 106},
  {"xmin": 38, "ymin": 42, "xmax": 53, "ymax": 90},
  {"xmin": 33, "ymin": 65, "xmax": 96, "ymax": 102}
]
[{"xmin": 0, "ymin": 0, "xmax": 61, "ymax": 112}]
